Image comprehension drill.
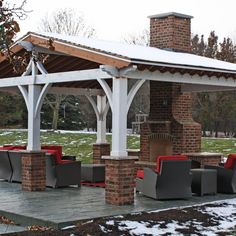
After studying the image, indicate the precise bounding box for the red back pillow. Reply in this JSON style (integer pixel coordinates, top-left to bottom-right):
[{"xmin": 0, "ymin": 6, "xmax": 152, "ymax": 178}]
[
  {"xmin": 44, "ymin": 149, "xmax": 62, "ymax": 164},
  {"xmin": 42, "ymin": 145, "xmax": 63, "ymax": 160},
  {"xmin": 156, "ymin": 155, "xmax": 188, "ymax": 173},
  {"xmin": 1, "ymin": 145, "xmax": 26, "ymax": 150},
  {"xmin": 136, "ymin": 169, "xmax": 144, "ymax": 179},
  {"xmin": 224, "ymin": 154, "xmax": 236, "ymax": 169}
]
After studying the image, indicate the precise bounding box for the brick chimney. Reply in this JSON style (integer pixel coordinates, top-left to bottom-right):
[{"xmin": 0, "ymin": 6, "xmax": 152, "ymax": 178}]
[
  {"xmin": 139, "ymin": 12, "xmax": 201, "ymax": 162},
  {"xmin": 149, "ymin": 12, "xmax": 193, "ymax": 52}
]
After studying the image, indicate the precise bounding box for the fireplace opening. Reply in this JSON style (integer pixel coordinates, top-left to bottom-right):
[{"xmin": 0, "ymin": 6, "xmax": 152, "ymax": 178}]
[{"xmin": 149, "ymin": 134, "xmax": 173, "ymax": 162}]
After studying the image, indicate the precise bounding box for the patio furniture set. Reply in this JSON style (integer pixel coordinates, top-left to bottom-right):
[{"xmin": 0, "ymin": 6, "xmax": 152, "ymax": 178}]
[
  {"xmin": 0, "ymin": 145, "xmax": 236, "ymax": 202},
  {"xmin": 136, "ymin": 154, "xmax": 236, "ymax": 200},
  {"xmin": 0, "ymin": 145, "xmax": 81, "ymax": 188},
  {"xmin": 0, "ymin": 145, "xmax": 106, "ymax": 188}
]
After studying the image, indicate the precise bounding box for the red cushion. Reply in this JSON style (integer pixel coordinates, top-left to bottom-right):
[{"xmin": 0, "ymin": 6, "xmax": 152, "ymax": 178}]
[
  {"xmin": 156, "ymin": 155, "xmax": 188, "ymax": 173},
  {"xmin": 224, "ymin": 154, "xmax": 236, "ymax": 169},
  {"xmin": 0, "ymin": 146, "xmax": 13, "ymax": 150},
  {"xmin": 42, "ymin": 145, "xmax": 62, "ymax": 158},
  {"xmin": 44, "ymin": 149, "xmax": 62, "ymax": 164},
  {"xmin": 61, "ymin": 160, "xmax": 73, "ymax": 164},
  {"xmin": 0, "ymin": 145, "xmax": 26, "ymax": 150},
  {"xmin": 136, "ymin": 170, "xmax": 144, "ymax": 179}
]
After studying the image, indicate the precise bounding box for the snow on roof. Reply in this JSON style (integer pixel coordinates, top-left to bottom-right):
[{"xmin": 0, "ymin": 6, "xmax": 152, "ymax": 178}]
[{"xmin": 27, "ymin": 32, "xmax": 236, "ymax": 73}]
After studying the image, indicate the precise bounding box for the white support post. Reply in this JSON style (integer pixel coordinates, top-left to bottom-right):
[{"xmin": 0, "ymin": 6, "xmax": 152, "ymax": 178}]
[
  {"xmin": 17, "ymin": 56, "xmax": 51, "ymax": 151},
  {"xmin": 111, "ymin": 77, "xmax": 128, "ymax": 157},
  {"xmin": 27, "ymin": 84, "xmax": 41, "ymax": 150},
  {"xmin": 97, "ymin": 95, "xmax": 107, "ymax": 144}
]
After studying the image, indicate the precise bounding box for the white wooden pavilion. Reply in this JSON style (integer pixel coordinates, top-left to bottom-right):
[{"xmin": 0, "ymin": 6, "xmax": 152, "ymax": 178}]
[{"xmin": 1, "ymin": 31, "xmax": 236, "ymax": 204}]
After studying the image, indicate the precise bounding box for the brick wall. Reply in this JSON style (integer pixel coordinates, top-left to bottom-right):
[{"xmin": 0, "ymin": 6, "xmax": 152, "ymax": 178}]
[
  {"xmin": 149, "ymin": 13, "xmax": 192, "ymax": 52},
  {"xmin": 93, "ymin": 143, "xmax": 110, "ymax": 164},
  {"xmin": 139, "ymin": 13, "xmax": 201, "ymax": 162},
  {"xmin": 21, "ymin": 151, "xmax": 46, "ymax": 191},
  {"xmin": 104, "ymin": 157, "xmax": 137, "ymax": 205}
]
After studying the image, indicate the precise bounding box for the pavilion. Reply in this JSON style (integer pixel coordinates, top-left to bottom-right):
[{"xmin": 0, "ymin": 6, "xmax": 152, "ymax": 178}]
[{"xmin": 1, "ymin": 12, "xmax": 236, "ymax": 205}]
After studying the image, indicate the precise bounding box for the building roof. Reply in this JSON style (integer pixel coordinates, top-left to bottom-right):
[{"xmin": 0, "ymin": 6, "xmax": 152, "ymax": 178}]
[
  {"xmin": 1, "ymin": 31, "xmax": 236, "ymax": 82},
  {"xmin": 24, "ymin": 32, "xmax": 236, "ymax": 74}
]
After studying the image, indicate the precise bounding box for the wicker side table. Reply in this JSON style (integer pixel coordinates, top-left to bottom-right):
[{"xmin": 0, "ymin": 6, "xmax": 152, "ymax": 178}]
[{"xmin": 191, "ymin": 168, "xmax": 217, "ymax": 196}]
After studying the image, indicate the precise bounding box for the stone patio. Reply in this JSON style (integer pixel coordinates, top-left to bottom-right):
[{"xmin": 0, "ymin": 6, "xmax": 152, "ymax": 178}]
[{"xmin": 0, "ymin": 180, "xmax": 235, "ymax": 231}]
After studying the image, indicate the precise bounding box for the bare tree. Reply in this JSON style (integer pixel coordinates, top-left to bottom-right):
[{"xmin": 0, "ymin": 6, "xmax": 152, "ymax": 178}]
[
  {"xmin": 38, "ymin": 8, "xmax": 95, "ymax": 37},
  {"xmin": 123, "ymin": 29, "xmax": 150, "ymax": 129},
  {"xmin": 38, "ymin": 8, "xmax": 95, "ymax": 130},
  {"xmin": 124, "ymin": 28, "xmax": 150, "ymax": 46}
]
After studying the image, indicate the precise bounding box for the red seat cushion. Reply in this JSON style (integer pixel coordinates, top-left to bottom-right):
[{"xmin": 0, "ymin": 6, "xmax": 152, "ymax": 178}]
[
  {"xmin": 224, "ymin": 154, "xmax": 236, "ymax": 169},
  {"xmin": 156, "ymin": 155, "xmax": 188, "ymax": 173},
  {"xmin": 136, "ymin": 169, "xmax": 144, "ymax": 179}
]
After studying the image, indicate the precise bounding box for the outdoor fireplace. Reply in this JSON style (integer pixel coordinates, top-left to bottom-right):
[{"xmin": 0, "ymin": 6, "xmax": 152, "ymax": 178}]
[
  {"xmin": 140, "ymin": 121, "xmax": 174, "ymax": 162},
  {"xmin": 138, "ymin": 13, "xmax": 202, "ymax": 164}
]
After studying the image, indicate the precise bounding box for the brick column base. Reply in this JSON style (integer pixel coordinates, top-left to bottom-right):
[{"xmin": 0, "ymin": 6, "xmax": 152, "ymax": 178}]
[
  {"xmin": 93, "ymin": 143, "xmax": 110, "ymax": 164},
  {"xmin": 102, "ymin": 156, "xmax": 138, "ymax": 205},
  {"xmin": 21, "ymin": 151, "xmax": 46, "ymax": 191}
]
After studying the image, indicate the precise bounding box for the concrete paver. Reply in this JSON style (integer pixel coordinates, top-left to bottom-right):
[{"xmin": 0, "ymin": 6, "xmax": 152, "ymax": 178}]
[
  {"xmin": 0, "ymin": 223, "xmax": 26, "ymax": 234},
  {"xmin": 0, "ymin": 181, "xmax": 235, "ymax": 230}
]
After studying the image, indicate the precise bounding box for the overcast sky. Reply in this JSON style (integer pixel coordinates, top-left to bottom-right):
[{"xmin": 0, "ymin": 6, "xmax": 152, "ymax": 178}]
[{"xmin": 12, "ymin": 0, "xmax": 236, "ymax": 42}]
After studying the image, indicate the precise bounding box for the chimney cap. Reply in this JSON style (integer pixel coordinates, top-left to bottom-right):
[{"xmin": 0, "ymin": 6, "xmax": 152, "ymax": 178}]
[{"xmin": 148, "ymin": 12, "xmax": 193, "ymax": 19}]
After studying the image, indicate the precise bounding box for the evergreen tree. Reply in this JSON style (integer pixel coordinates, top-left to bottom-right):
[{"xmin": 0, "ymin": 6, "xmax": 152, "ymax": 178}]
[{"xmin": 191, "ymin": 31, "xmax": 236, "ymax": 137}]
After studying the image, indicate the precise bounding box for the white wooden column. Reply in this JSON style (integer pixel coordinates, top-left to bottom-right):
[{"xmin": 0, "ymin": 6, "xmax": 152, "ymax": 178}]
[
  {"xmin": 97, "ymin": 95, "xmax": 107, "ymax": 143},
  {"xmin": 27, "ymin": 84, "xmax": 41, "ymax": 150},
  {"xmin": 18, "ymin": 58, "xmax": 51, "ymax": 151},
  {"xmin": 111, "ymin": 77, "xmax": 128, "ymax": 157}
]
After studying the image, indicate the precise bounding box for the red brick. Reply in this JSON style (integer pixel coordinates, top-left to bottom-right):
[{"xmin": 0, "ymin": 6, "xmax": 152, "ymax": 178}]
[
  {"xmin": 21, "ymin": 151, "xmax": 46, "ymax": 191},
  {"xmin": 93, "ymin": 143, "xmax": 110, "ymax": 164}
]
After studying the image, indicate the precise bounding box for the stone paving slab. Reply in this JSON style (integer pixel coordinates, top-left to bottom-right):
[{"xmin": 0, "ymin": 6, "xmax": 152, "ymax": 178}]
[
  {"xmin": 0, "ymin": 223, "xmax": 26, "ymax": 234},
  {"xmin": 0, "ymin": 181, "xmax": 235, "ymax": 230}
]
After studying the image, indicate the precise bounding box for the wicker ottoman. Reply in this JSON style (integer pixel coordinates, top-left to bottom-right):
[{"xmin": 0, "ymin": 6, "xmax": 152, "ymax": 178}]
[
  {"xmin": 81, "ymin": 164, "xmax": 105, "ymax": 182},
  {"xmin": 191, "ymin": 168, "xmax": 217, "ymax": 196}
]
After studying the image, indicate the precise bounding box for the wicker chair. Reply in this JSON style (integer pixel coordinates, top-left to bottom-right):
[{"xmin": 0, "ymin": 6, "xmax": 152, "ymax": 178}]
[
  {"xmin": 8, "ymin": 151, "xmax": 81, "ymax": 188},
  {"xmin": 136, "ymin": 160, "xmax": 192, "ymax": 200},
  {"xmin": 0, "ymin": 150, "xmax": 12, "ymax": 181},
  {"xmin": 205, "ymin": 154, "xmax": 236, "ymax": 193},
  {"xmin": 46, "ymin": 154, "xmax": 81, "ymax": 188}
]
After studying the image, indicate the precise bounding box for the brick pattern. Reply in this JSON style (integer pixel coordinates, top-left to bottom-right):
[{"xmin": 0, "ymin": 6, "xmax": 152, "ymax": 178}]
[
  {"xmin": 150, "ymin": 16, "xmax": 191, "ymax": 52},
  {"xmin": 149, "ymin": 82, "xmax": 172, "ymax": 121},
  {"xmin": 140, "ymin": 80, "xmax": 201, "ymax": 162},
  {"xmin": 104, "ymin": 158, "xmax": 137, "ymax": 205},
  {"xmin": 93, "ymin": 143, "xmax": 110, "ymax": 164},
  {"xmin": 21, "ymin": 151, "xmax": 46, "ymax": 191},
  {"xmin": 185, "ymin": 154, "xmax": 222, "ymax": 168},
  {"xmin": 135, "ymin": 161, "xmax": 156, "ymax": 173}
]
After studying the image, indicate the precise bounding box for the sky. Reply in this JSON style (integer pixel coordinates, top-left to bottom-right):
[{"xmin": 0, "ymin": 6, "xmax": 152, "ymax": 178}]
[{"xmin": 10, "ymin": 0, "xmax": 236, "ymax": 42}]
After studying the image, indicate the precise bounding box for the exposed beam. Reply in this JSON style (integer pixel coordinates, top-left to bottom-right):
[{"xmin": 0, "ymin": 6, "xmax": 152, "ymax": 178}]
[
  {"xmin": 0, "ymin": 86, "xmax": 104, "ymax": 96},
  {"xmin": 182, "ymin": 84, "xmax": 236, "ymax": 93},
  {"xmin": 28, "ymin": 34, "xmax": 130, "ymax": 68},
  {"xmin": 0, "ymin": 69, "xmax": 111, "ymax": 88},
  {"xmin": 125, "ymin": 70, "xmax": 236, "ymax": 88},
  {"xmin": 49, "ymin": 87, "xmax": 104, "ymax": 96}
]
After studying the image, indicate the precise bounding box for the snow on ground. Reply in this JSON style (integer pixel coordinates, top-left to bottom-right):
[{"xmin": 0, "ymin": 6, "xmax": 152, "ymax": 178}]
[{"xmin": 100, "ymin": 198, "xmax": 236, "ymax": 236}]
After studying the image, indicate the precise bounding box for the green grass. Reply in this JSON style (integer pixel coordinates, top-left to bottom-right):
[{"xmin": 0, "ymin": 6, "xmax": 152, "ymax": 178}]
[{"xmin": 0, "ymin": 130, "xmax": 236, "ymax": 163}]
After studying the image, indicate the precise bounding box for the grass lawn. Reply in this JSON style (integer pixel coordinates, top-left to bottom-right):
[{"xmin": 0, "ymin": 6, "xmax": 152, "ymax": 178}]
[{"xmin": 0, "ymin": 130, "xmax": 236, "ymax": 163}]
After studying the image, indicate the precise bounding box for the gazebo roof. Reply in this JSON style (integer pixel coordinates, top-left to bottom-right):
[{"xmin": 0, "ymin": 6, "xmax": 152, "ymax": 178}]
[
  {"xmin": 1, "ymin": 31, "xmax": 236, "ymax": 80},
  {"xmin": 30, "ymin": 32, "xmax": 236, "ymax": 74}
]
